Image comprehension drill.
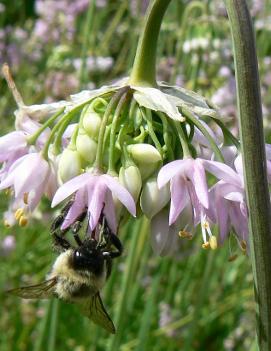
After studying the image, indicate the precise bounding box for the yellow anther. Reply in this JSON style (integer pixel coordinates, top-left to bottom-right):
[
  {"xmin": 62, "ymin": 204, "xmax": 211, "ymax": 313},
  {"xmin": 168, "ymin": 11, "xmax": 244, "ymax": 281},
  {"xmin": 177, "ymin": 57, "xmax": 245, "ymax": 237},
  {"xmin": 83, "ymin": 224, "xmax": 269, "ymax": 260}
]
[
  {"xmin": 202, "ymin": 221, "xmax": 209, "ymax": 229},
  {"xmin": 179, "ymin": 230, "xmax": 193, "ymax": 240},
  {"xmin": 14, "ymin": 208, "xmax": 24, "ymax": 221},
  {"xmin": 202, "ymin": 242, "xmax": 210, "ymax": 249},
  {"xmin": 240, "ymin": 240, "xmax": 247, "ymax": 253},
  {"xmin": 4, "ymin": 220, "xmax": 11, "ymax": 228},
  {"xmin": 209, "ymin": 236, "xmax": 217, "ymax": 250},
  {"xmin": 19, "ymin": 216, "xmax": 28, "ymax": 227},
  {"xmin": 228, "ymin": 254, "xmax": 238, "ymax": 262},
  {"xmin": 23, "ymin": 193, "xmax": 29, "ymax": 205}
]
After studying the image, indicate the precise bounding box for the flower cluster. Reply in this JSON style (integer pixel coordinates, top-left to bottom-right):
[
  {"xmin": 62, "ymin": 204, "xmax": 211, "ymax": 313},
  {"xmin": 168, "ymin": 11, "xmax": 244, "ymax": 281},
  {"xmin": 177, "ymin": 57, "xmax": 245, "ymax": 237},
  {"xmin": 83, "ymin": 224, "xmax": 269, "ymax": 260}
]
[{"xmin": 1, "ymin": 64, "xmax": 270, "ymax": 257}]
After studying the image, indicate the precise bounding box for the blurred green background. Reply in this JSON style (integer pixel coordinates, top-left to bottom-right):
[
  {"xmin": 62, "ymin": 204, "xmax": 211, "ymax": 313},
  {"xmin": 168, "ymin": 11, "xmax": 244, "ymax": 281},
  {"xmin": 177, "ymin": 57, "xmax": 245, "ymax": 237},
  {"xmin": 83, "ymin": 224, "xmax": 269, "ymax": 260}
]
[{"xmin": 0, "ymin": 1, "xmax": 270, "ymax": 350}]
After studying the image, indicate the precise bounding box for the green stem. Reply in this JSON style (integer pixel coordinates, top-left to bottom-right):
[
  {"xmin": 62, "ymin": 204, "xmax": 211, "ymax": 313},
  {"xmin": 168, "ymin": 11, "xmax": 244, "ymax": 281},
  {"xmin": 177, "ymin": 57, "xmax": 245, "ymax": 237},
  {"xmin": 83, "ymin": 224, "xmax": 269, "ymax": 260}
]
[
  {"xmin": 79, "ymin": 0, "xmax": 96, "ymax": 87},
  {"xmin": 182, "ymin": 108, "xmax": 224, "ymax": 162},
  {"xmin": 108, "ymin": 92, "xmax": 130, "ymax": 173},
  {"xmin": 141, "ymin": 108, "xmax": 164, "ymax": 158},
  {"xmin": 172, "ymin": 120, "xmax": 191, "ymax": 158},
  {"xmin": 129, "ymin": 0, "xmax": 172, "ymax": 87},
  {"xmin": 224, "ymin": 1, "xmax": 271, "ymax": 350},
  {"xmin": 94, "ymin": 87, "xmax": 128, "ymax": 170},
  {"xmin": 27, "ymin": 108, "xmax": 64, "ymax": 145}
]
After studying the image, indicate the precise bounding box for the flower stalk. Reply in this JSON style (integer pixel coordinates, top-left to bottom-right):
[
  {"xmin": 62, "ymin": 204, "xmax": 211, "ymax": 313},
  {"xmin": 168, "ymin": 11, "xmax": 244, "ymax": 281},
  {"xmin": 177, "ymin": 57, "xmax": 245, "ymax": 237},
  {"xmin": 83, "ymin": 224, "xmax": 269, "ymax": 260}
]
[
  {"xmin": 224, "ymin": 1, "xmax": 271, "ymax": 349},
  {"xmin": 129, "ymin": 0, "xmax": 172, "ymax": 87}
]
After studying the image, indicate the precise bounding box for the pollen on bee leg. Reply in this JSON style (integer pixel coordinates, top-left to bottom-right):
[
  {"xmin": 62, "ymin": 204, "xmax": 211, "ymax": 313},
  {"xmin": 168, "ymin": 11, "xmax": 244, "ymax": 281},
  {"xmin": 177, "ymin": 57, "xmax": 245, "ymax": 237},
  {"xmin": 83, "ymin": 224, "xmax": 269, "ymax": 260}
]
[
  {"xmin": 178, "ymin": 229, "xmax": 193, "ymax": 240},
  {"xmin": 23, "ymin": 193, "xmax": 29, "ymax": 205},
  {"xmin": 19, "ymin": 216, "xmax": 28, "ymax": 227},
  {"xmin": 14, "ymin": 208, "xmax": 24, "ymax": 221}
]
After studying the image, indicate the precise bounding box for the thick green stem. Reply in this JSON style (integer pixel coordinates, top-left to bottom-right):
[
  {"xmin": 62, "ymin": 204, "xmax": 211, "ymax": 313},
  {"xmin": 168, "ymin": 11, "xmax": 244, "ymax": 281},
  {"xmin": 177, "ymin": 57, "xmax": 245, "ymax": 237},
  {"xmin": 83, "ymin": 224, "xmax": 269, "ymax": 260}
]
[
  {"xmin": 224, "ymin": 1, "xmax": 271, "ymax": 349},
  {"xmin": 129, "ymin": 0, "xmax": 172, "ymax": 87}
]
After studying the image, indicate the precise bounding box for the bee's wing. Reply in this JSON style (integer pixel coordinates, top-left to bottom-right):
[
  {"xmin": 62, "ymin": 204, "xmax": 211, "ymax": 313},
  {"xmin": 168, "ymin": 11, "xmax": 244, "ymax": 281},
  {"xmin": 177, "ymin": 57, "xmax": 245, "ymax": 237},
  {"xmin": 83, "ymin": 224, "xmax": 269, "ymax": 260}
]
[
  {"xmin": 80, "ymin": 293, "xmax": 115, "ymax": 334},
  {"xmin": 7, "ymin": 278, "xmax": 57, "ymax": 299}
]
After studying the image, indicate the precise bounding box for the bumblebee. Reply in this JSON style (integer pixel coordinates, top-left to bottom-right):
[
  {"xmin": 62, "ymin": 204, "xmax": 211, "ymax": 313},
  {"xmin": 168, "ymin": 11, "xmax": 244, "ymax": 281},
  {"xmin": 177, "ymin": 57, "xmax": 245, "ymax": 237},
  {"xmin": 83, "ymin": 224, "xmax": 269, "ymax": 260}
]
[{"xmin": 8, "ymin": 205, "xmax": 122, "ymax": 334}]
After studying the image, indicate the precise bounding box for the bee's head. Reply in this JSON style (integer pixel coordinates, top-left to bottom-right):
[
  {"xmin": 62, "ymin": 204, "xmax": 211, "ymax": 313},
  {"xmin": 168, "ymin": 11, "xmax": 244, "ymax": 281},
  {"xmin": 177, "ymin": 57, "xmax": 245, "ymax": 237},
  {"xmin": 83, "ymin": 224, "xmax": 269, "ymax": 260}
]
[{"xmin": 72, "ymin": 245, "xmax": 104, "ymax": 276}]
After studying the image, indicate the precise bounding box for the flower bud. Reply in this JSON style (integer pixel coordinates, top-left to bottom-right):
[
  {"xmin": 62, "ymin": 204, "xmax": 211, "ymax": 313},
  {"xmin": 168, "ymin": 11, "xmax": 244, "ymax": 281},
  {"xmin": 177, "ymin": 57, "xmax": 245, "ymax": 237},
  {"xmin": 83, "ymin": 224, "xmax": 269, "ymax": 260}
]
[
  {"xmin": 127, "ymin": 143, "xmax": 162, "ymax": 163},
  {"xmin": 82, "ymin": 109, "xmax": 102, "ymax": 139},
  {"xmin": 58, "ymin": 148, "xmax": 81, "ymax": 183},
  {"xmin": 119, "ymin": 165, "xmax": 142, "ymax": 202},
  {"xmin": 76, "ymin": 131, "xmax": 97, "ymax": 164},
  {"xmin": 137, "ymin": 161, "xmax": 159, "ymax": 180},
  {"xmin": 140, "ymin": 177, "xmax": 170, "ymax": 219}
]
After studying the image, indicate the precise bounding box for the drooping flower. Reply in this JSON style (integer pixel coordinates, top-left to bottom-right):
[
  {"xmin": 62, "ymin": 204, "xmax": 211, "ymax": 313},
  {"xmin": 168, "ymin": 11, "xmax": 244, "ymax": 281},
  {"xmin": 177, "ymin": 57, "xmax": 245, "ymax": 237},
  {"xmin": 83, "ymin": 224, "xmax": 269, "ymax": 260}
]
[
  {"xmin": 52, "ymin": 171, "xmax": 136, "ymax": 233},
  {"xmin": 157, "ymin": 157, "xmax": 240, "ymax": 245},
  {"xmin": 0, "ymin": 153, "xmax": 53, "ymax": 213}
]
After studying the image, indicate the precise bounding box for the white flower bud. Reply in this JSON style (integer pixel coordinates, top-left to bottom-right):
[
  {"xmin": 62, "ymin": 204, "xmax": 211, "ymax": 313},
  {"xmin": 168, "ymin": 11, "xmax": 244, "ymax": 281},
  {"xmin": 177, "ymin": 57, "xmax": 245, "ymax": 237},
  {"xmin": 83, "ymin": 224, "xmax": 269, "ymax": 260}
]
[
  {"xmin": 119, "ymin": 165, "xmax": 142, "ymax": 202},
  {"xmin": 76, "ymin": 131, "xmax": 97, "ymax": 164},
  {"xmin": 58, "ymin": 148, "xmax": 81, "ymax": 183},
  {"xmin": 140, "ymin": 177, "xmax": 170, "ymax": 219},
  {"xmin": 127, "ymin": 143, "xmax": 162, "ymax": 163},
  {"xmin": 137, "ymin": 161, "xmax": 159, "ymax": 180},
  {"xmin": 82, "ymin": 110, "xmax": 102, "ymax": 139}
]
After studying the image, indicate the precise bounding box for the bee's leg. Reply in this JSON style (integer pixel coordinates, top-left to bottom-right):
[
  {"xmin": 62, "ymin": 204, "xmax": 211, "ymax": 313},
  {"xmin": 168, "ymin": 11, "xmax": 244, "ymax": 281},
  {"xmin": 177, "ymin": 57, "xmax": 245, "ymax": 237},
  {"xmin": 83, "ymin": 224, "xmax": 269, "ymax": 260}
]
[
  {"xmin": 50, "ymin": 198, "xmax": 74, "ymax": 235},
  {"xmin": 109, "ymin": 233, "xmax": 123, "ymax": 258},
  {"xmin": 71, "ymin": 210, "xmax": 87, "ymax": 246},
  {"xmin": 52, "ymin": 232, "xmax": 72, "ymax": 252}
]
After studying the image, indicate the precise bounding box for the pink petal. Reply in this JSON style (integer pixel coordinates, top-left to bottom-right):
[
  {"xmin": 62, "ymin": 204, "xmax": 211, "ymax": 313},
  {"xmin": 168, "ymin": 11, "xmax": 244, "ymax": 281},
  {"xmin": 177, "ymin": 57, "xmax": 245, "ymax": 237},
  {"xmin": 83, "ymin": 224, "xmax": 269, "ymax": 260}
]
[
  {"xmin": 150, "ymin": 210, "xmax": 170, "ymax": 256},
  {"xmin": 216, "ymin": 194, "xmax": 230, "ymax": 243},
  {"xmin": 88, "ymin": 181, "xmax": 106, "ymax": 231},
  {"xmin": 104, "ymin": 191, "xmax": 117, "ymax": 233},
  {"xmin": 157, "ymin": 160, "xmax": 186, "ymax": 188},
  {"xmin": 190, "ymin": 159, "xmax": 209, "ymax": 209},
  {"xmin": 169, "ymin": 176, "xmax": 188, "ymax": 225},
  {"xmin": 224, "ymin": 191, "xmax": 244, "ymax": 202},
  {"xmin": 0, "ymin": 131, "xmax": 26, "ymax": 156},
  {"xmin": 201, "ymin": 159, "xmax": 241, "ymax": 187},
  {"xmin": 102, "ymin": 174, "xmax": 136, "ymax": 216},
  {"xmin": 52, "ymin": 173, "xmax": 92, "ymax": 207},
  {"xmin": 234, "ymin": 154, "xmax": 243, "ymax": 176},
  {"xmin": 15, "ymin": 154, "xmax": 49, "ymax": 198},
  {"xmin": 61, "ymin": 188, "xmax": 87, "ymax": 229}
]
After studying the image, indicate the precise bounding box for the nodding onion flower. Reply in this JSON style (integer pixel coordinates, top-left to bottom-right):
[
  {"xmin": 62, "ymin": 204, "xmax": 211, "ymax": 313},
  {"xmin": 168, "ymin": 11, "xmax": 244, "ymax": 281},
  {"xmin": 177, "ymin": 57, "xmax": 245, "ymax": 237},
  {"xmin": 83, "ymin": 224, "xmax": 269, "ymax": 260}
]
[{"xmin": 1, "ymin": 64, "xmax": 269, "ymax": 258}]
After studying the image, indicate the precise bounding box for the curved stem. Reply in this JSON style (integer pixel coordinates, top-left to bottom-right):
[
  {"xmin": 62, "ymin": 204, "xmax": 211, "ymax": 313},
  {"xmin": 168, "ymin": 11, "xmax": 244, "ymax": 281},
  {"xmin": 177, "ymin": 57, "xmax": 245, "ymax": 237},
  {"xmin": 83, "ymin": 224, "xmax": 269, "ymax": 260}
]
[
  {"xmin": 172, "ymin": 120, "xmax": 190, "ymax": 158},
  {"xmin": 182, "ymin": 108, "xmax": 224, "ymax": 162},
  {"xmin": 108, "ymin": 92, "xmax": 130, "ymax": 173},
  {"xmin": 94, "ymin": 87, "xmax": 128, "ymax": 170},
  {"xmin": 27, "ymin": 108, "xmax": 64, "ymax": 145},
  {"xmin": 129, "ymin": 0, "xmax": 172, "ymax": 87},
  {"xmin": 224, "ymin": 1, "xmax": 271, "ymax": 349}
]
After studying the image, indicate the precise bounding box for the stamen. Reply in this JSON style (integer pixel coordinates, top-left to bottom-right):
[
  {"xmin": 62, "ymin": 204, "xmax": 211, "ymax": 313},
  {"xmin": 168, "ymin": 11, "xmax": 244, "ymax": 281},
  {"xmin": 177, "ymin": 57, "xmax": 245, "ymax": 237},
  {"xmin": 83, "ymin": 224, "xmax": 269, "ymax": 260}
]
[
  {"xmin": 14, "ymin": 208, "xmax": 24, "ymax": 221},
  {"xmin": 202, "ymin": 242, "xmax": 210, "ymax": 249},
  {"xmin": 19, "ymin": 216, "xmax": 28, "ymax": 227},
  {"xmin": 4, "ymin": 220, "xmax": 11, "ymax": 228},
  {"xmin": 228, "ymin": 254, "xmax": 238, "ymax": 262},
  {"xmin": 23, "ymin": 193, "xmax": 29, "ymax": 205},
  {"xmin": 209, "ymin": 235, "xmax": 217, "ymax": 250},
  {"xmin": 179, "ymin": 230, "xmax": 193, "ymax": 240},
  {"xmin": 240, "ymin": 240, "xmax": 247, "ymax": 253}
]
